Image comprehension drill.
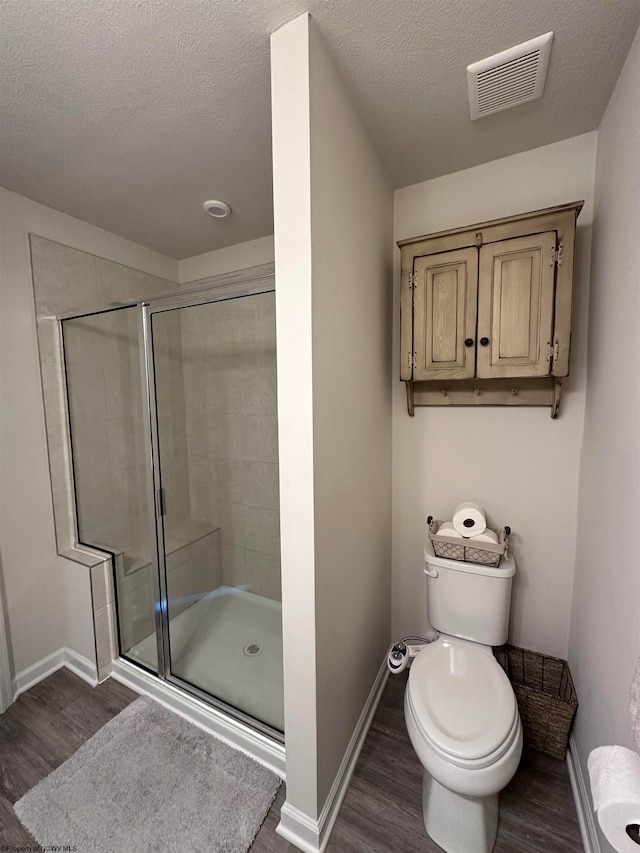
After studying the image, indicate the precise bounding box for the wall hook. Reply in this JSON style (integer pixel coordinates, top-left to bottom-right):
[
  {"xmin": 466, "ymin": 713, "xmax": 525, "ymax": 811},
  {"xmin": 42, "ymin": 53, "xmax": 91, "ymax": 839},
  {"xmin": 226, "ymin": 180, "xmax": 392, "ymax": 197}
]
[
  {"xmin": 551, "ymin": 379, "xmax": 562, "ymax": 418},
  {"xmin": 405, "ymin": 381, "xmax": 415, "ymax": 416}
]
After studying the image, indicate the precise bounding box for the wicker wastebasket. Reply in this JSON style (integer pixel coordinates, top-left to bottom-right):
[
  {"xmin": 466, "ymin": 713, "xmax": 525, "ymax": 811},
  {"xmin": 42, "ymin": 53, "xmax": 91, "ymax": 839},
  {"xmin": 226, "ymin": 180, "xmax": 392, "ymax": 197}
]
[{"xmin": 496, "ymin": 644, "xmax": 578, "ymax": 760}]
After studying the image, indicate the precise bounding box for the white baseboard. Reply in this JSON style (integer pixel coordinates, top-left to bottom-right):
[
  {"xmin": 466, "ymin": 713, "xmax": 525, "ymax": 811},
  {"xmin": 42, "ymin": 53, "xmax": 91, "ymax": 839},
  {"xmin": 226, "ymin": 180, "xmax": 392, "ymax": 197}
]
[
  {"xmin": 110, "ymin": 657, "xmax": 286, "ymax": 779},
  {"xmin": 277, "ymin": 659, "xmax": 389, "ymax": 853},
  {"xmin": 12, "ymin": 647, "xmax": 98, "ymax": 701},
  {"xmin": 12, "ymin": 648, "xmax": 64, "ymax": 699},
  {"xmin": 567, "ymin": 734, "xmax": 601, "ymax": 853},
  {"xmin": 278, "ymin": 802, "xmax": 326, "ymax": 853},
  {"xmin": 0, "ymin": 591, "xmax": 13, "ymax": 714},
  {"xmin": 63, "ymin": 647, "xmax": 99, "ymax": 687}
]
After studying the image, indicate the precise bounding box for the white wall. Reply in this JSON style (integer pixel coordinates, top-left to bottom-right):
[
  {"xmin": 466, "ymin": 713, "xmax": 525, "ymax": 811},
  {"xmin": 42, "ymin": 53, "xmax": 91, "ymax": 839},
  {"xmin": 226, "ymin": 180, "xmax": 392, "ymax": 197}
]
[
  {"xmin": 271, "ymin": 11, "xmax": 393, "ymax": 835},
  {"xmin": 308, "ymin": 19, "xmax": 393, "ymax": 809},
  {"xmin": 568, "ymin": 30, "xmax": 640, "ymax": 852},
  {"xmin": 0, "ymin": 187, "xmax": 177, "ymax": 677},
  {"xmin": 271, "ymin": 12, "xmax": 318, "ymax": 822},
  {"xmin": 393, "ymin": 133, "xmax": 597, "ymax": 658},
  {"xmin": 177, "ymin": 235, "xmax": 274, "ymax": 284}
]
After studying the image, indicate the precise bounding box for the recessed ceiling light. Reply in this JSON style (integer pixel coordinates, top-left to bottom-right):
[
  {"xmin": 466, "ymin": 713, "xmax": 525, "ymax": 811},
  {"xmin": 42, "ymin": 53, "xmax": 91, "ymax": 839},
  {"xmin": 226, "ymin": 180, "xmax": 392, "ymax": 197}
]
[{"xmin": 203, "ymin": 199, "xmax": 232, "ymax": 218}]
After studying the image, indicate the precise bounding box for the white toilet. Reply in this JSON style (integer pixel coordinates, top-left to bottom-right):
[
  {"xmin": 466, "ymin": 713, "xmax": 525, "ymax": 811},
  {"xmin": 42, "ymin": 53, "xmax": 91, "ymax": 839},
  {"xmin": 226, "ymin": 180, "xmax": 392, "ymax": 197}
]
[{"xmin": 404, "ymin": 539, "xmax": 523, "ymax": 853}]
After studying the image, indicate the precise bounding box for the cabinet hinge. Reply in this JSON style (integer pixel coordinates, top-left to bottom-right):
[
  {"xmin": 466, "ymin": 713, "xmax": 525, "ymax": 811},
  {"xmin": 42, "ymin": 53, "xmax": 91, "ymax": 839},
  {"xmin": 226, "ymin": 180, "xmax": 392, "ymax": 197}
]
[
  {"xmin": 550, "ymin": 243, "xmax": 564, "ymax": 267},
  {"xmin": 408, "ymin": 272, "xmax": 417, "ymax": 290},
  {"xmin": 546, "ymin": 339, "xmax": 560, "ymax": 364},
  {"xmin": 475, "ymin": 232, "xmax": 483, "ymax": 248},
  {"xmin": 408, "ymin": 352, "xmax": 417, "ymax": 369}
]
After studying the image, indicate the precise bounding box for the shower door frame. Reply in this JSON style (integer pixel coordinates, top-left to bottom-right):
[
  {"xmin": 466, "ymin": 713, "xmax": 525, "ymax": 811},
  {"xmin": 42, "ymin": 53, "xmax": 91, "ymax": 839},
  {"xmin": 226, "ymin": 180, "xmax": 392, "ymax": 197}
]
[{"xmin": 138, "ymin": 273, "xmax": 282, "ymax": 743}]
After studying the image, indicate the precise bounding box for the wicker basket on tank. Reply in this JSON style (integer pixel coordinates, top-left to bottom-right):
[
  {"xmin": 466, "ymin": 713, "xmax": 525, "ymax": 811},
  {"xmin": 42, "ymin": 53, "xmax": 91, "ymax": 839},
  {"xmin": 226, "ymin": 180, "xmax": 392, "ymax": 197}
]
[
  {"xmin": 426, "ymin": 516, "xmax": 510, "ymax": 568},
  {"xmin": 495, "ymin": 644, "xmax": 578, "ymax": 760}
]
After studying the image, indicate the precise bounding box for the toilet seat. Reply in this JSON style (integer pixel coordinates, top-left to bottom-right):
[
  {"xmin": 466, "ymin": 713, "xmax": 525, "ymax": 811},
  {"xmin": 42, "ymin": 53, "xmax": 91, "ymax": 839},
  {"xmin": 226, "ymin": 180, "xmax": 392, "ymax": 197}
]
[{"xmin": 407, "ymin": 637, "xmax": 517, "ymax": 769}]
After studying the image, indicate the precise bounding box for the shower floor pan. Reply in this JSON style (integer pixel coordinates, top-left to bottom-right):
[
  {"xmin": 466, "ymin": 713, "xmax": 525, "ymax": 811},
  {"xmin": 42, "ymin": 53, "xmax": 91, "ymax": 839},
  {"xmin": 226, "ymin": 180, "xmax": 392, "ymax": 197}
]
[{"xmin": 127, "ymin": 586, "xmax": 284, "ymax": 732}]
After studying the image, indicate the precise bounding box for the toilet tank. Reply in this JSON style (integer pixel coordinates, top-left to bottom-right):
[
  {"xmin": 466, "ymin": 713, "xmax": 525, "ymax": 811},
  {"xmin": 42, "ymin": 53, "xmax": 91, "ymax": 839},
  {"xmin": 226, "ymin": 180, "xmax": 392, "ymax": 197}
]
[{"xmin": 424, "ymin": 539, "xmax": 516, "ymax": 646}]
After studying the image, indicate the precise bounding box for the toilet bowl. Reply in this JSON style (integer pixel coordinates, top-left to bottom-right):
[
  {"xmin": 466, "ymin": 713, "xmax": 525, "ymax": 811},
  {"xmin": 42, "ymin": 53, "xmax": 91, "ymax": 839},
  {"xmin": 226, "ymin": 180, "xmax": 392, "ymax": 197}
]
[{"xmin": 405, "ymin": 635, "xmax": 522, "ymax": 853}]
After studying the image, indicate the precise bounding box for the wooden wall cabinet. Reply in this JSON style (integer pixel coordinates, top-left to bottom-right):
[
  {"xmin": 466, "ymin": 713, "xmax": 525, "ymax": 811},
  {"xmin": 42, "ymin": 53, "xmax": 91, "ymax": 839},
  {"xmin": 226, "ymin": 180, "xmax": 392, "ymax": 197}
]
[{"xmin": 399, "ymin": 202, "xmax": 583, "ymax": 417}]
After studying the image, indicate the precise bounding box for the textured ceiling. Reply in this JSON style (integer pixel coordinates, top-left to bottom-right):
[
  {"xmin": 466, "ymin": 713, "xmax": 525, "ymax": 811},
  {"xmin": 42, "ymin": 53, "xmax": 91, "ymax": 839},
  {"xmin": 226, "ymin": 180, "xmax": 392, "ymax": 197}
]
[{"xmin": 1, "ymin": 0, "xmax": 639, "ymax": 259}]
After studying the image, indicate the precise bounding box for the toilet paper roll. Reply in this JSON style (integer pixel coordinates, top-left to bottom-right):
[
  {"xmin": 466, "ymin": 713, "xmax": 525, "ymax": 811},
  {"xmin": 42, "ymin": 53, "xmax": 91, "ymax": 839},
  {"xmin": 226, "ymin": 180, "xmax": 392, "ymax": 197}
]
[
  {"xmin": 452, "ymin": 502, "xmax": 487, "ymax": 538},
  {"xmin": 469, "ymin": 529, "xmax": 499, "ymax": 544},
  {"xmin": 437, "ymin": 521, "xmax": 463, "ymax": 538},
  {"xmin": 588, "ymin": 746, "xmax": 640, "ymax": 852}
]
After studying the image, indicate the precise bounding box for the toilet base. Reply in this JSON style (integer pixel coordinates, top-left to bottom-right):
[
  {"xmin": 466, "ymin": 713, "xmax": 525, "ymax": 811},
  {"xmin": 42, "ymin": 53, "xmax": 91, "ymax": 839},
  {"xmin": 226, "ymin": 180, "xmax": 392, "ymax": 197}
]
[{"xmin": 422, "ymin": 771, "xmax": 498, "ymax": 853}]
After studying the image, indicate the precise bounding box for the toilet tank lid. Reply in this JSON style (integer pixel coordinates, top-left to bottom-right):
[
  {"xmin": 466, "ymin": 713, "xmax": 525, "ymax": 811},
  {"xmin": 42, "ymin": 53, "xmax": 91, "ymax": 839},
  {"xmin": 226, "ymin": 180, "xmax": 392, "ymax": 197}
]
[{"xmin": 424, "ymin": 539, "xmax": 516, "ymax": 578}]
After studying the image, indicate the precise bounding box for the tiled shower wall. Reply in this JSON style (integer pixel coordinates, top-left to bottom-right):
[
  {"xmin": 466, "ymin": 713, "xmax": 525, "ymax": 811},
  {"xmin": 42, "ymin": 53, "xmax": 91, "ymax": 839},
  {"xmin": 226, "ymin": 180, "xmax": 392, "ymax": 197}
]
[{"xmin": 181, "ymin": 293, "xmax": 281, "ymax": 600}]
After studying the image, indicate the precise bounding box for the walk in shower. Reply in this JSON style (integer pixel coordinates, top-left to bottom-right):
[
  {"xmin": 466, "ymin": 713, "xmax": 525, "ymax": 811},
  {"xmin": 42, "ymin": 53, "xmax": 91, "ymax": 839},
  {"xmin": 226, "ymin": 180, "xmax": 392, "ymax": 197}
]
[{"xmin": 61, "ymin": 274, "xmax": 283, "ymax": 738}]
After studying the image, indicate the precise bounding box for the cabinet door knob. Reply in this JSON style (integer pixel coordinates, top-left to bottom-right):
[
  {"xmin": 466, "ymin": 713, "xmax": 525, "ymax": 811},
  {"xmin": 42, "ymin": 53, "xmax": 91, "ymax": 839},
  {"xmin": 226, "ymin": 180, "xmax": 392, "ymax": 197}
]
[
  {"xmin": 464, "ymin": 338, "xmax": 474, "ymax": 347},
  {"xmin": 480, "ymin": 337, "xmax": 490, "ymax": 346}
]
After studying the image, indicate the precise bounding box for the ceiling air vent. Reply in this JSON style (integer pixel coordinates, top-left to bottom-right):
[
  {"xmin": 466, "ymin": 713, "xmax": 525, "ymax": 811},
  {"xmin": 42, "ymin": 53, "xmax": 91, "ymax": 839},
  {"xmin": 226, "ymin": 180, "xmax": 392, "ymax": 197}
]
[{"xmin": 467, "ymin": 32, "xmax": 553, "ymax": 120}]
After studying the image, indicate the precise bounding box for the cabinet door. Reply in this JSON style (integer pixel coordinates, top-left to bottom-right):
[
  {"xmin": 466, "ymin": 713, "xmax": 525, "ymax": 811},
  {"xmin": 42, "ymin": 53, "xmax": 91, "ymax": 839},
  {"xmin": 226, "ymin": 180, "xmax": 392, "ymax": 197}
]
[
  {"xmin": 477, "ymin": 231, "xmax": 556, "ymax": 379},
  {"xmin": 413, "ymin": 248, "xmax": 478, "ymax": 380}
]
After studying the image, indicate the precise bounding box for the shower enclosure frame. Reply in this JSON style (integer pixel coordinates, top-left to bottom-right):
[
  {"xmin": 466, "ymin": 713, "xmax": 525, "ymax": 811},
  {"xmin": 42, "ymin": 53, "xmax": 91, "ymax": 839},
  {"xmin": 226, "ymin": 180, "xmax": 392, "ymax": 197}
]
[
  {"xmin": 61, "ymin": 268, "xmax": 283, "ymax": 746},
  {"xmin": 141, "ymin": 275, "xmax": 283, "ymax": 744}
]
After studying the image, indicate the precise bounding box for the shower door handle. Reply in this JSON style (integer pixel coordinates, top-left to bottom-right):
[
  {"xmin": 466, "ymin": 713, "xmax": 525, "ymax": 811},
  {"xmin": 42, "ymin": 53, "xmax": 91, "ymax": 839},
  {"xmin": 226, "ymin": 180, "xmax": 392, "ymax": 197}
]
[{"xmin": 155, "ymin": 488, "xmax": 166, "ymax": 517}]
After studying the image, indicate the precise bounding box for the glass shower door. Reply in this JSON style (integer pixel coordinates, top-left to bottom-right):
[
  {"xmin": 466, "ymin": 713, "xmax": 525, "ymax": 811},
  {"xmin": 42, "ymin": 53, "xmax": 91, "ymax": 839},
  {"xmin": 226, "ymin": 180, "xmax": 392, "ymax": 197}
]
[{"xmin": 149, "ymin": 291, "xmax": 283, "ymax": 735}]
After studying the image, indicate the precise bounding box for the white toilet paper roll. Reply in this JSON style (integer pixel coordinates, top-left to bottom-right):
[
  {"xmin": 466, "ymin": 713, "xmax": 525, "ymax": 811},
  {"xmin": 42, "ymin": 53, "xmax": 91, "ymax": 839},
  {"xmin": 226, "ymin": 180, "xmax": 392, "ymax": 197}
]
[
  {"xmin": 588, "ymin": 746, "xmax": 640, "ymax": 852},
  {"xmin": 437, "ymin": 521, "xmax": 463, "ymax": 538},
  {"xmin": 469, "ymin": 529, "xmax": 499, "ymax": 544},
  {"xmin": 452, "ymin": 502, "xmax": 487, "ymax": 538},
  {"xmin": 598, "ymin": 803, "xmax": 640, "ymax": 852}
]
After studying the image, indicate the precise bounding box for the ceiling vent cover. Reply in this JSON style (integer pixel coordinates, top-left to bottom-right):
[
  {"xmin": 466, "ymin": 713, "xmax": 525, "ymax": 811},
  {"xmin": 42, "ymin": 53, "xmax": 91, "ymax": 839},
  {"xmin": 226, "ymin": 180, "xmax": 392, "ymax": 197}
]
[{"xmin": 467, "ymin": 32, "xmax": 553, "ymax": 120}]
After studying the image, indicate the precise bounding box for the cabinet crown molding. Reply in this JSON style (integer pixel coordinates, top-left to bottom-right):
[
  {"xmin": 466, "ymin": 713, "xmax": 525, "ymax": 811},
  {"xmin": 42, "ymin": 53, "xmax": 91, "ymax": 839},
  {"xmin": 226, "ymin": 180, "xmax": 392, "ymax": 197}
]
[{"xmin": 397, "ymin": 201, "xmax": 583, "ymax": 249}]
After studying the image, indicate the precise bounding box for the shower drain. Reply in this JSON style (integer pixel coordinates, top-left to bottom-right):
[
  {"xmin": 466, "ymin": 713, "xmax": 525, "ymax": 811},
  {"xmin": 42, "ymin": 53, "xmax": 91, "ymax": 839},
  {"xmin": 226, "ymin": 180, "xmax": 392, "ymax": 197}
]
[{"xmin": 243, "ymin": 643, "xmax": 263, "ymax": 656}]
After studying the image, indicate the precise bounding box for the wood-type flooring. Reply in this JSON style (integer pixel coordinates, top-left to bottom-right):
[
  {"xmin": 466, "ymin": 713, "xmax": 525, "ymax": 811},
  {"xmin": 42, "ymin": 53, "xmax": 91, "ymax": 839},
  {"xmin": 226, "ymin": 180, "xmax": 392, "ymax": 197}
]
[{"xmin": 0, "ymin": 667, "xmax": 582, "ymax": 852}]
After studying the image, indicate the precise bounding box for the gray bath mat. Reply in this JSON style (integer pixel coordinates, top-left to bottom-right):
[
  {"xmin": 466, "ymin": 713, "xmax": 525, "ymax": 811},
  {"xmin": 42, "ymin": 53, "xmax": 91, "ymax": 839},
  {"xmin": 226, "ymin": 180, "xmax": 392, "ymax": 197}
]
[{"xmin": 14, "ymin": 695, "xmax": 280, "ymax": 853}]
